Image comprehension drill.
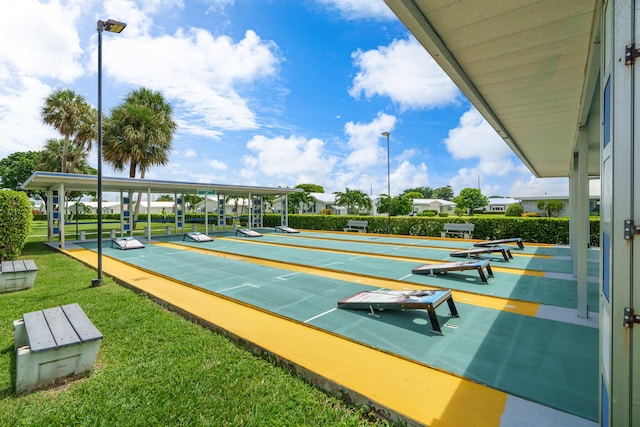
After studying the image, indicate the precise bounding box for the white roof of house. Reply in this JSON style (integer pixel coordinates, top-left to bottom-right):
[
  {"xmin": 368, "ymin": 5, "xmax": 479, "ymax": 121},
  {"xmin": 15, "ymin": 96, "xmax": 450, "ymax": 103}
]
[
  {"xmin": 412, "ymin": 198, "xmax": 456, "ymax": 206},
  {"xmin": 487, "ymin": 198, "xmax": 520, "ymax": 205}
]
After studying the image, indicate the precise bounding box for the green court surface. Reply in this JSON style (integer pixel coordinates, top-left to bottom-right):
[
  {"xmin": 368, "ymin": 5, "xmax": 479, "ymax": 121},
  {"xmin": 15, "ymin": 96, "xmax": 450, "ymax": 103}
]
[
  {"xmin": 77, "ymin": 231, "xmax": 598, "ymax": 421},
  {"xmin": 168, "ymin": 233, "xmax": 599, "ymax": 310}
]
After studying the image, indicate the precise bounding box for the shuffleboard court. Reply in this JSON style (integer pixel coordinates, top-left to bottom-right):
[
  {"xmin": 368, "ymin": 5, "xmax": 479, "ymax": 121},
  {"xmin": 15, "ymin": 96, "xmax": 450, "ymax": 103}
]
[{"xmin": 67, "ymin": 231, "xmax": 599, "ymax": 424}]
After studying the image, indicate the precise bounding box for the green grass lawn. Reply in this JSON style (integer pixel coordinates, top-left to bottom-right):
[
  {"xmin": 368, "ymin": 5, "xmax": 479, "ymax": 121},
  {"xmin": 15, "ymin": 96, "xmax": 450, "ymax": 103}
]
[{"xmin": 0, "ymin": 236, "xmax": 390, "ymax": 425}]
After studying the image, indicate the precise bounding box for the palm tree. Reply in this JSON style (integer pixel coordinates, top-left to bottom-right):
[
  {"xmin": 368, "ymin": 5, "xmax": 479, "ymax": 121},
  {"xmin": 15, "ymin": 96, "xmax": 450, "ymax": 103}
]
[
  {"xmin": 41, "ymin": 89, "xmax": 91, "ymax": 174},
  {"xmin": 68, "ymin": 106, "xmax": 98, "ymax": 173},
  {"xmin": 334, "ymin": 188, "xmax": 372, "ymax": 215},
  {"xmin": 288, "ymin": 191, "xmax": 316, "ymax": 214},
  {"xmin": 103, "ymin": 88, "xmax": 176, "ymax": 220}
]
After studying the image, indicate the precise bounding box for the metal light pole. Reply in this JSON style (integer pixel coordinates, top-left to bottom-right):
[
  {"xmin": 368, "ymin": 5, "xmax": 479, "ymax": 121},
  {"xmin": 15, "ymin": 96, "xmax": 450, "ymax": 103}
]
[
  {"xmin": 93, "ymin": 19, "xmax": 126, "ymax": 287},
  {"xmin": 381, "ymin": 131, "xmax": 391, "ymax": 235}
]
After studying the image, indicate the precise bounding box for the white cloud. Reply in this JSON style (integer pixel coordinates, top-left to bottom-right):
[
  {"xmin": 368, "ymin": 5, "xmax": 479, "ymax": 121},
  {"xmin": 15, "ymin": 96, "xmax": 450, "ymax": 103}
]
[
  {"xmin": 183, "ymin": 149, "xmax": 196, "ymax": 158},
  {"xmin": 509, "ymin": 177, "xmax": 569, "ymax": 198},
  {"xmin": 391, "ymin": 160, "xmax": 428, "ymax": 195},
  {"xmin": 315, "ymin": 0, "xmax": 395, "ymax": 20},
  {"xmin": 343, "ymin": 112, "xmax": 396, "ymax": 169},
  {"xmin": 207, "ymin": 159, "xmax": 228, "ymax": 170},
  {"xmin": 241, "ymin": 134, "xmax": 338, "ymax": 185},
  {"xmin": 0, "ymin": 0, "xmax": 85, "ymax": 82},
  {"xmin": 350, "ymin": 38, "xmax": 459, "ymax": 110},
  {"xmin": 444, "ymin": 108, "xmax": 525, "ymax": 193},
  {"xmin": 0, "ymin": 74, "xmax": 55, "ymax": 158},
  {"xmin": 95, "ymin": 28, "xmax": 281, "ymax": 134}
]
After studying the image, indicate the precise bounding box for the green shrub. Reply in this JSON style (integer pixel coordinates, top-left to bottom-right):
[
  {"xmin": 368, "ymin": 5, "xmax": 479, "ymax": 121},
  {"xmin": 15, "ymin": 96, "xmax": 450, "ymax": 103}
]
[
  {"xmin": 505, "ymin": 203, "xmax": 524, "ymax": 217},
  {"xmin": 438, "ymin": 212, "xmax": 449, "ymax": 217},
  {"xmin": 417, "ymin": 210, "xmax": 437, "ymax": 217},
  {"xmin": 523, "ymin": 212, "xmax": 540, "ymax": 217},
  {"xmin": 0, "ymin": 190, "xmax": 32, "ymax": 260}
]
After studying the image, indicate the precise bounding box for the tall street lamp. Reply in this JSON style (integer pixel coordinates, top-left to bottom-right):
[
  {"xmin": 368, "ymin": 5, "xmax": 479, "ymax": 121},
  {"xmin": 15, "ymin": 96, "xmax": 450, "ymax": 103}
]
[
  {"xmin": 92, "ymin": 19, "xmax": 126, "ymax": 287},
  {"xmin": 381, "ymin": 131, "xmax": 391, "ymax": 235}
]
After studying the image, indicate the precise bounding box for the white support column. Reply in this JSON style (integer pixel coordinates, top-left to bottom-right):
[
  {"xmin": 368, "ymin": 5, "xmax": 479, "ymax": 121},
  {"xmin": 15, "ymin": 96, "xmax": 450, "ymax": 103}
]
[
  {"xmin": 248, "ymin": 192, "xmax": 253, "ymax": 229},
  {"xmin": 569, "ymin": 158, "xmax": 578, "ymax": 277},
  {"xmin": 58, "ymin": 183, "xmax": 65, "ymax": 249},
  {"xmin": 146, "ymin": 187, "xmax": 151, "ymax": 241},
  {"xmin": 47, "ymin": 189, "xmax": 54, "ymax": 243},
  {"xmin": 576, "ymin": 129, "xmax": 589, "ymax": 318}
]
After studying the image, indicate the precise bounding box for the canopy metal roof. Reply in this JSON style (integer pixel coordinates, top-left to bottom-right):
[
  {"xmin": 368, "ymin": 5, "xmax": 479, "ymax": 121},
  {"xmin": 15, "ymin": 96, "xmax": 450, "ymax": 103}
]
[
  {"xmin": 385, "ymin": 0, "xmax": 601, "ymax": 178},
  {"xmin": 20, "ymin": 172, "xmax": 302, "ymax": 197}
]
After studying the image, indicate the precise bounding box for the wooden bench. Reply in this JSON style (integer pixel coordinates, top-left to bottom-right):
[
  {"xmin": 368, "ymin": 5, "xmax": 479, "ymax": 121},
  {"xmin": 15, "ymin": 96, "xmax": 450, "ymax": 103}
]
[
  {"xmin": 338, "ymin": 289, "xmax": 459, "ymax": 335},
  {"xmin": 13, "ymin": 303, "xmax": 103, "ymax": 394},
  {"xmin": 236, "ymin": 228, "xmax": 263, "ymax": 237},
  {"xmin": 475, "ymin": 237, "xmax": 524, "ymax": 249},
  {"xmin": 441, "ymin": 223, "xmax": 474, "ymax": 239},
  {"xmin": 450, "ymin": 246, "xmax": 513, "ymax": 262},
  {"xmin": 411, "ymin": 260, "xmax": 494, "ymax": 283},
  {"xmin": 275, "ymin": 225, "xmax": 300, "ymax": 233},
  {"xmin": 343, "ymin": 220, "xmax": 368, "ymax": 233},
  {"xmin": 0, "ymin": 260, "xmax": 38, "ymax": 293}
]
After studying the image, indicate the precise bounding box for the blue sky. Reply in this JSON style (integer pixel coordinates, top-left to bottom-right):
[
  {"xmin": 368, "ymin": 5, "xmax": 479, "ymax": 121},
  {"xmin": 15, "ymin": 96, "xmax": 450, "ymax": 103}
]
[{"xmin": 0, "ymin": 0, "xmax": 570, "ymax": 198}]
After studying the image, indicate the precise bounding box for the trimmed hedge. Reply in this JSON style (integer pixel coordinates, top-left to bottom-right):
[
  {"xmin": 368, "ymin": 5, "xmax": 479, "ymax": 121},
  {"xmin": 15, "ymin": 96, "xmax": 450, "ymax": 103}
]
[
  {"xmin": 0, "ymin": 190, "xmax": 32, "ymax": 260},
  {"xmin": 265, "ymin": 214, "xmax": 600, "ymax": 246}
]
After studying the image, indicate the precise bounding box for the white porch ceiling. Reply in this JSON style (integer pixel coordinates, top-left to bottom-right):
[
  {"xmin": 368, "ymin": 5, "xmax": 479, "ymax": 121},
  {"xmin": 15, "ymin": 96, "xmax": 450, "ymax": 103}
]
[{"xmin": 385, "ymin": 0, "xmax": 601, "ymax": 177}]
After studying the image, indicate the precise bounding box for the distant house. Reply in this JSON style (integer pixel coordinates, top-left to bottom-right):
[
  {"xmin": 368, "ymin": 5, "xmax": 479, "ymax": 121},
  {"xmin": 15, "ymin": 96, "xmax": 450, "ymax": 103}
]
[
  {"xmin": 411, "ymin": 199, "xmax": 456, "ymax": 215},
  {"xmin": 194, "ymin": 196, "xmax": 250, "ymax": 216},
  {"xmin": 517, "ymin": 181, "xmax": 601, "ymax": 216},
  {"xmin": 274, "ymin": 193, "xmax": 348, "ymax": 215},
  {"xmin": 485, "ymin": 197, "xmax": 520, "ymax": 212},
  {"xmin": 83, "ymin": 201, "xmax": 176, "ymax": 215}
]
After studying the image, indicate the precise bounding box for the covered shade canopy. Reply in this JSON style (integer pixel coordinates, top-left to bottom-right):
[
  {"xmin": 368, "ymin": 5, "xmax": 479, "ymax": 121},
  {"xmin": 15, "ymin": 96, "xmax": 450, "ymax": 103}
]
[{"xmin": 20, "ymin": 171, "xmax": 302, "ymax": 197}]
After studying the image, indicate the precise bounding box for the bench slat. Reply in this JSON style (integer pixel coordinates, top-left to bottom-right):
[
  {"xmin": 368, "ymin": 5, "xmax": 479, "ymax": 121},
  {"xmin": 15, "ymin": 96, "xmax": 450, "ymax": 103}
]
[
  {"xmin": 23, "ymin": 310, "xmax": 57, "ymax": 353},
  {"xmin": 62, "ymin": 303, "xmax": 103, "ymax": 342},
  {"xmin": 43, "ymin": 306, "xmax": 82, "ymax": 349},
  {"xmin": 23, "ymin": 260, "xmax": 38, "ymax": 271},
  {"xmin": 1, "ymin": 261, "xmax": 15, "ymax": 273},
  {"xmin": 12, "ymin": 261, "xmax": 27, "ymax": 272}
]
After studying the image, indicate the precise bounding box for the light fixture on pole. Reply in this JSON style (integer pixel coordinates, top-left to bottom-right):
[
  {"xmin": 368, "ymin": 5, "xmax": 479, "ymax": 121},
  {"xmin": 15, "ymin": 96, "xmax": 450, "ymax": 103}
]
[
  {"xmin": 381, "ymin": 131, "xmax": 391, "ymax": 235},
  {"xmin": 92, "ymin": 19, "xmax": 126, "ymax": 287}
]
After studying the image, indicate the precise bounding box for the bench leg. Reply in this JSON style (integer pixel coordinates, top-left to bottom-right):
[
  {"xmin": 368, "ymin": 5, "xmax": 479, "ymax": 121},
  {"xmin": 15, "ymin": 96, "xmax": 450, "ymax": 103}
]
[
  {"xmin": 425, "ymin": 306, "xmax": 443, "ymax": 335},
  {"xmin": 486, "ymin": 264, "xmax": 494, "ymax": 278},
  {"xmin": 446, "ymin": 297, "xmax": 460, "ymax": 318},
  {"xmin": 476, "ymin": 267, "xmax": 488, "ymax": 283},
  {"xmin": 501, "ymin": 250, "xmax": 509, "ymax": 262}
]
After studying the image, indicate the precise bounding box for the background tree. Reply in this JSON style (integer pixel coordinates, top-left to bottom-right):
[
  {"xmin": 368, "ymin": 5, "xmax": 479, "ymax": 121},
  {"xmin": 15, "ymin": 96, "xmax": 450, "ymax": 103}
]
[
  {"xmin": 379, "ymin": 194, "xmax": 412, "ymax": 216},
  {"xmin": 41, "ymin": 89, "xmax": 93, "ymax": 174},
  {"xmin": 183, "ymin": 194, "xmax": 204, "ymax": 212},
  {"xmin": 262, "ymin": 195, "xmax": 276, "ymax": 213},
  {"xmin": 288, "ymin": 190, "xmax": 315, "ymax": 214},
  {"xmin": 296, "ymin": 183, "xmax": 324, "ymax": 193},
  {"xmin": 0, "ymin": 151, "xmax": 42, "ymax": 191},
  {"xmin": 402, "ymin": 191, "xmax": 424, "ymax": 201},
  {"xmin": 537, "ymin": 199, "xmax": 564, "ymax": 217},
  {"xmin": 432, "ymin": 185, "xmax": 454, "ymax": 200},
  {"xmin": 453, "ymin": 188, "xmax": 488, "ymax": 214},
  {"xmin": 157, "ymin": 194, "xmax": 174, "ymax": 201},
  {"xmin": 68, "ymin": 106, "xmax": 98, "ymax": 173},
  {"xmin": 334, "ymin": 188, "xmax": 371, "ymax": 215},
  {"xmin": 103, "ymin": 88, "xmax": 177, "ymax": 221},
  {"xmin": 505, "ymin": 203, "xmax": 524, "ymax": 217},
  {"xmin": 403, "ymin": 186, "xmax": 432, "ymax": 198},
  {"xmin": 226, "ymin": 195, "xmax": 244, "ymax": 217}
]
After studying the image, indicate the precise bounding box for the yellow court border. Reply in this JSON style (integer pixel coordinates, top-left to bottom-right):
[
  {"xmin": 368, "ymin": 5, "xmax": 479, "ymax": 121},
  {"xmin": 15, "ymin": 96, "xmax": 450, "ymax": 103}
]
[{"xmin": 64, "ymin": 246, "xmax": 508, "ymax": 427}]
